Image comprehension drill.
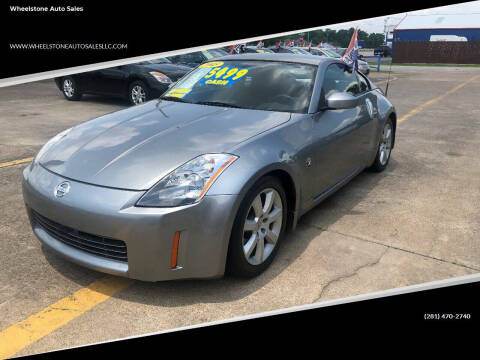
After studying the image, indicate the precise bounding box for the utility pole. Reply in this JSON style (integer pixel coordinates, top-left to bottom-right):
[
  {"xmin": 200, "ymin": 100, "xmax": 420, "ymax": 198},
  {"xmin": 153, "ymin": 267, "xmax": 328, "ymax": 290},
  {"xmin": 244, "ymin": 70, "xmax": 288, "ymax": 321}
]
[{"xmin": 383, "ymin": 17, "xmax": 389, "ymax": 44}]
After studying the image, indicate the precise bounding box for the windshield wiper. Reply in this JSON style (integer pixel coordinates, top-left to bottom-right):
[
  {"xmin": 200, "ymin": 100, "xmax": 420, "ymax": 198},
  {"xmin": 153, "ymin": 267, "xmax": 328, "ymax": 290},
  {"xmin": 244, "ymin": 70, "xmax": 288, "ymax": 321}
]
[
  {"xmin": 194, "ymin": 101, "xmax": 241, "ymax": 109},
  {"xmin": 159, "ymin": 96, "xmax": 190, "ymax": 103}
]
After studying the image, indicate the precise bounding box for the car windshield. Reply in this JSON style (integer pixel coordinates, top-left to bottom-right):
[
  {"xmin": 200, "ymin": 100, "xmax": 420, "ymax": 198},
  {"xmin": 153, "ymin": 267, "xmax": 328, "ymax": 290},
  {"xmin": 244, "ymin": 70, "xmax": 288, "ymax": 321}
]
[
  {"xmin": 145, "ymin": 58, "xmax": 171, "ymax": 64},
  {"xmin": 291, "ymin": 48, "xmax": 310, "ymax": 55},
  {"xmin": 309, "ymin": 49, "xmax": 323, "ymax": 56},
  {"xmin": 202, "ymin": 49, "xmax": 228, "ymax": 59},
  {"xmin": 255, "ymin": 48, "xmax": 274, "ymax": 53},
  {"xmin": 161, "ymin": 60, "xmax": 316, "ymax": 113},
  {"xmin": 321, "ymin": 49, "xmax": 341, "ymax": 58}
]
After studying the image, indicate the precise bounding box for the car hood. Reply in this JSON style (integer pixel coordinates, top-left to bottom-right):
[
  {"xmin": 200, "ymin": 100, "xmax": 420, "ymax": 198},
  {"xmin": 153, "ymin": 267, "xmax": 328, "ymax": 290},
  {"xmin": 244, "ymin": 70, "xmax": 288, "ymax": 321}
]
[{"xmin": 39, "ymin": 100, "xmax": 290, "ymax": 190}]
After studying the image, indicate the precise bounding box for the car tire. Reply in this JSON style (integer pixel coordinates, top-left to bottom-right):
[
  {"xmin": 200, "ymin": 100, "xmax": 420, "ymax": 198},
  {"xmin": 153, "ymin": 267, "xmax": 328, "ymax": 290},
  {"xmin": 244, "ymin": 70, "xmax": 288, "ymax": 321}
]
[
  {"xmin": 61, "ymin": 76, "xmax": 82, "ymax": 101},
  {"xmin": 226, "ymin": 176, "xmax": 288, "ymax": 278},
  {"xmin": 369, "ymin": 118, "xmax": 394, "ymax": 172},
  {"xmin": 128, "ymin": 80, "xmax": 149, "ymax": 106}
]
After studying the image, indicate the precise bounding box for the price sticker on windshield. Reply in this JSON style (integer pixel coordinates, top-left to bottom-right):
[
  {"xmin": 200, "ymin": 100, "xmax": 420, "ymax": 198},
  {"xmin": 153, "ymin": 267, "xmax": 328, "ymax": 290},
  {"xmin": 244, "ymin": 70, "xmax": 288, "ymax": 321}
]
[
  {"xmin": 200, "ymin": 66, "xmax": 249, "ymax": 86},
  {"xmin": 165, "ymin": 88, "xmax": 191, "ymax": 98},
  {"xmin": 199, "ymin": 61, "xmax": 224, "ymax": 68}
]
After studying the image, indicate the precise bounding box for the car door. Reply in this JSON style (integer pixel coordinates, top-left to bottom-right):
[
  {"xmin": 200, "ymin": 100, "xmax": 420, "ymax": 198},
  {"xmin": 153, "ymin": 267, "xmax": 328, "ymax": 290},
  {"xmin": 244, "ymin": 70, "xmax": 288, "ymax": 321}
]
[
  {"xmin": 88, "ymin": 66, "xmax": 129, "ymax": 95},
  {"xmin": 355, "ymin": 70, "xmax": 379, "ymax": 163},
  {"xmin": 307, "ymin": 63, "xmax": 370, "ymax": 202}
]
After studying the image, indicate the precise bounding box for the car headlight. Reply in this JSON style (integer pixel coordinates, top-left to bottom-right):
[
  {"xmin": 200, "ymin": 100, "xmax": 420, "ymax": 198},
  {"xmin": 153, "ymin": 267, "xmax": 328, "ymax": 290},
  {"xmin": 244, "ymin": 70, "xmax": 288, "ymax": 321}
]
[
  {"xmin": 136, "ymin": 154, "xmax": 238, "ymax": 207},
  {"xmin": 34, "ymin": 128, "xmax": 72, "ymax": 164},
  {"xmin": 149, "ymin": 71, "xmax": 172, "ymax": 84}
]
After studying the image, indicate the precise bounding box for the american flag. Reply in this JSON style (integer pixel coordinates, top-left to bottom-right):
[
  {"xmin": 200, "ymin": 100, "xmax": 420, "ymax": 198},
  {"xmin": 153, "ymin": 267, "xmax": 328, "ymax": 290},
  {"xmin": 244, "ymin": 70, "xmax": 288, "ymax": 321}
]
[
  {"xmin": 229, "ymin": 44, "xmax": 246, "ymax": 55},
  {"xmin": 257, "ymin": 40, "xmax": 264, "ymax": 48},
  {"xmin": 286, "ymin": 40, "xmax": 294, "ymax": 47},
  {"xmin": 342, "ymin": 28, "xmax": 359, "ymax": 70}
]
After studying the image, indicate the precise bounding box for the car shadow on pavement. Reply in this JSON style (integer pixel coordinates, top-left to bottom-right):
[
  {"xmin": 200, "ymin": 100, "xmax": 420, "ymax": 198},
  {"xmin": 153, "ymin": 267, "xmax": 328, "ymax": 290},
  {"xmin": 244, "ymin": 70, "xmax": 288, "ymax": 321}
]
[
  {"xmin": 79, "ymin": 94, "xmax": 130, "ymax": 107},
  {"xmin": 43, "ymin": 159, "xmax": 398, "ymax": 307}
]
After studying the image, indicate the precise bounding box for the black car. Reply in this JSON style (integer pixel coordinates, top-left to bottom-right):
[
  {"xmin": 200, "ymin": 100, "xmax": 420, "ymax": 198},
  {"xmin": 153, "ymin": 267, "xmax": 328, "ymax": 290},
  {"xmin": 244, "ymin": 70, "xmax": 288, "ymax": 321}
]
[
  {"xmin": 167, "ymin": 49, "xmax": 228, "ymax": 68},
  {"xmin": 54, "ymin": 58, "xmax": 191, "ymax": 105},
  {"xmin": 374, "ymin": 45, "xmax": 391, "ymax": 57}
]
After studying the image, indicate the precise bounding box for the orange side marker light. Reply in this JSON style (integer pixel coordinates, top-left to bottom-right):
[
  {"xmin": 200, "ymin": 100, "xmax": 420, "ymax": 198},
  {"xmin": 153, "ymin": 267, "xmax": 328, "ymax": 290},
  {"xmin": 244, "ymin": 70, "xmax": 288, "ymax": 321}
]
[{"xmin": 171, "ymin": 231, "xmax": 181, "ymax": 269}]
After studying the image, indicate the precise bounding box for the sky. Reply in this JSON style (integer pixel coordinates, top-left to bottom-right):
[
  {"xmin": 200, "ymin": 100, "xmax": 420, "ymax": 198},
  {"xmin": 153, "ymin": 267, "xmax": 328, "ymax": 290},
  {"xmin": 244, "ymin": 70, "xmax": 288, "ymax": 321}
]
[{"xmin": 324, "ymin": 1, "xmax": 480, "ymax": 33}]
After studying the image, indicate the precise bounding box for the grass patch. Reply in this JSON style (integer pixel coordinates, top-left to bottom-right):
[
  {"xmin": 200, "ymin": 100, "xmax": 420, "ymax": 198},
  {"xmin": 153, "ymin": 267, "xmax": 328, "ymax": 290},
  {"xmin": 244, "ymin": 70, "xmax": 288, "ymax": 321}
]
[{"xmin": 391, "ymin": 63, "xmax": 480, "ymax": 68}]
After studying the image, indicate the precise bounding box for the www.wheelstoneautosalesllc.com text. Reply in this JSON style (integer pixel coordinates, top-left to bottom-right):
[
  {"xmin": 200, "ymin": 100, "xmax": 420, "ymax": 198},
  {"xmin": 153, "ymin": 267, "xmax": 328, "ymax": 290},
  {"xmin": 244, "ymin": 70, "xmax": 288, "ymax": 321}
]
[{"xmin": 9, "ymin": 6, "xmax": 84, "ymax": 12}]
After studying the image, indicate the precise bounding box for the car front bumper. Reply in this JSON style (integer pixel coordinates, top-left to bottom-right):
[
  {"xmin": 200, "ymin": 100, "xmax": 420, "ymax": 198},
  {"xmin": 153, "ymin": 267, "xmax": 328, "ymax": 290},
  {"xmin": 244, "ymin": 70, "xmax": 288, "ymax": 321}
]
[
  {"xmin": 144, "ymin": 77, "xmax": 170, "ymax": 99},
  {"xmin": 22, "ymin": 162, "xmax": 238, "ymax": 281}
]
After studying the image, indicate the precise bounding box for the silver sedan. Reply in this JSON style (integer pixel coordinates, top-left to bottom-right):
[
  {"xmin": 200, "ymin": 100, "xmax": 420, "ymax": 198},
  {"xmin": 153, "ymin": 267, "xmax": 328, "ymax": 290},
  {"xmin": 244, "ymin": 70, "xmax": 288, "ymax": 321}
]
[{"xmin": 23, "ymin": 54, "xmax": 396, "ymax": 281}]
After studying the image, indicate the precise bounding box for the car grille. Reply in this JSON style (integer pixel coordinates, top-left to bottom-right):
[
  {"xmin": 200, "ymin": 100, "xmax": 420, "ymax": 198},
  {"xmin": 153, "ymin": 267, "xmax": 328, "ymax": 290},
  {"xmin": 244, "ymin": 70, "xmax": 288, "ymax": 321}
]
[{"xmin": 31, "ymin": 210, "xmax": 128, "ymax": 262}]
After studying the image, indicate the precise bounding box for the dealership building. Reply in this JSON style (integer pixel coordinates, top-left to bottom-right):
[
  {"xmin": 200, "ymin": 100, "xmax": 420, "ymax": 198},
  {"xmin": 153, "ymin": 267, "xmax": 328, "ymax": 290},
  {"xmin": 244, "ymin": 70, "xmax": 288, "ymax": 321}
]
[{"xmin": 392, "ymin": 13, "xmax": 480, "ymax": 64}]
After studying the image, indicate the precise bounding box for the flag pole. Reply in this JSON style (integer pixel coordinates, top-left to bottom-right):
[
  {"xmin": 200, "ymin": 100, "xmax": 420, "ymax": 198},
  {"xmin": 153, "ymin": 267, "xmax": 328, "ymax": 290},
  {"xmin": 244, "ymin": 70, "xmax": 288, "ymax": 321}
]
[{"xmin": 385, "ymin": 53, "xmax": 393, "ymax": 97}]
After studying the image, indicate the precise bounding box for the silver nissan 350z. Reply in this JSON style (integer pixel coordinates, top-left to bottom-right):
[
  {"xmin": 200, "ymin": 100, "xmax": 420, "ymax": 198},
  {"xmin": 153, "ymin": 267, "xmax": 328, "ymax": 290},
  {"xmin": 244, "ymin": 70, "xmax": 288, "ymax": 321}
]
[{"xmin": 23, "ymin": 53, "xmax": 396, "ymax": 281}]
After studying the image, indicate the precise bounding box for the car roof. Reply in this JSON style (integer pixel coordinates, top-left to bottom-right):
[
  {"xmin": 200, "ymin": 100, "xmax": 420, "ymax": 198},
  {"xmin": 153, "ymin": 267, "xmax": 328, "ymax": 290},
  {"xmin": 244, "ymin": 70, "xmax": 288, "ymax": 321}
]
[{"xmin": 215, "ymin": 53, "xmax": 335, "ymax": 66}]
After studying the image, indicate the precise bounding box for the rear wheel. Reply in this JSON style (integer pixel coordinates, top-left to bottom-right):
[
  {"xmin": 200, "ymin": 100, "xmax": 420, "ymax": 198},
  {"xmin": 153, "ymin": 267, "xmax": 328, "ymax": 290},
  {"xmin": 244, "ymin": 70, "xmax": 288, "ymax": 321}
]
[
  {"xmin": 369, "ymin": 118, "xmax": 394, "ymax": 172},
  {"xmin": 61, "ymin": 76, "xmax": 82, "ymax": 101},
  {"xmin": 227, "ymin": 176, "xmax": 287, "ymax": 278}
]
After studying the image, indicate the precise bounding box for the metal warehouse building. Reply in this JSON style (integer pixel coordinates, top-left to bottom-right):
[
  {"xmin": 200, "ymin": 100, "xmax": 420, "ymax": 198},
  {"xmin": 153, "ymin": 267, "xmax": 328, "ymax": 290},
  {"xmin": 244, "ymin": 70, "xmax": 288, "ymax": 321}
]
[{"xmin": 393, "ymin": 13, "xmax": 480, "ymax": 64}]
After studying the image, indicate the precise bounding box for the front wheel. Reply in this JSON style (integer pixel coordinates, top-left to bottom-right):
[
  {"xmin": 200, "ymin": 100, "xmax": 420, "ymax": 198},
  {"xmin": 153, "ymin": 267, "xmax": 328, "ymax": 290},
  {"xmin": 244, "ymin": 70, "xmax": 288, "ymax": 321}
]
[
  {"xmin": 128, "ymin": 81, "xmax": 149, "ymax": 106},
  {"xmin": 61, "ymin": 76, "xmax": 82, "ymax": 101},
  {"xmin": 227, "ymin": 176, "xmax": 287, "ymax": 278},
  {"xmin": 369, "ymin": 118, "xmax": 394, "ymax": 172}
]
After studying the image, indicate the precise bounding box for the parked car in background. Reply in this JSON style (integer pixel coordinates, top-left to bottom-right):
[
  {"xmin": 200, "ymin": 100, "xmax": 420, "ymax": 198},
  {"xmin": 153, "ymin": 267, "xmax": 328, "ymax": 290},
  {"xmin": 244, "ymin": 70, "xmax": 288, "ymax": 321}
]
[
  {"xmin": 307, "ymin": 47, "xmax": 371, "ymax": 75},
  {"xmin": 374, "ymin": 45, "xmax": 391, "ymax": 57},
  {"xmin": 332, "ymin": 47, "xmax": 347, "ymax": 56},
  {"xmin": 242, "ymin": 46, "xmax": 275, "ymax": 54},
  {"xmin": 167, "ymin": 49, "xmax": 229, "ymax": 68},
  {"xmin": 25, "ymin": 54, "xmax": 396, "ymax": 281},
  {"xmin": 55, "ymin": 58, "xmax": 191, "ymax": 105},
  {"xmin": 270, "ymin": 46, "xmax": 311, "ymax": 55}
]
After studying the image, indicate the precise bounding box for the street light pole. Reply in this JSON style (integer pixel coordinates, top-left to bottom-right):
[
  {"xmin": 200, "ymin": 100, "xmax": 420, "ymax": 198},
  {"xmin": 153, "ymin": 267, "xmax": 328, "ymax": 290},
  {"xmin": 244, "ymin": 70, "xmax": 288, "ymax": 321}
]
[{"xmin": 383, "ymin": 17, "xmax": 389, "ymax": 44}]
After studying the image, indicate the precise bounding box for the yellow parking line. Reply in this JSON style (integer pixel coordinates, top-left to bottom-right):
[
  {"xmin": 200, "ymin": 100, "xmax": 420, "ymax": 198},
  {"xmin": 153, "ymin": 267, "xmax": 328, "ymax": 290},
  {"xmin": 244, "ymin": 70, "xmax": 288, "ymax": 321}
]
[
  {"xmin": 0, "ymin": 72, "xmax": 478, "ymax": 359},
  {"xmin": 398, "ymin": 74, "xmax": 480, "ymax": 124},
  {"xmin": 0, "ymin": 157, "xmax": 34, "ymax": 169},
  {"xmin": 0, "ymin": 276, "xmax": 134, "ymax": 359}
]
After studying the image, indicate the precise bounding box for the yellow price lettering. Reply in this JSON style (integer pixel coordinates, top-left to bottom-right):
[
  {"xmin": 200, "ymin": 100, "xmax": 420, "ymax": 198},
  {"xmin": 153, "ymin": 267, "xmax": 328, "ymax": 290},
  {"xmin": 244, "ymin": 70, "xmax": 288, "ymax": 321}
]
[
  {"xmin": 223, "ymin": 68, "xmax": 239, "ymax": 79},
  {"xmin": 204, "ymin": 67, "xmax": 222, "ymax": 79},
  {"xmin": 232, "ymin": 68, "xmax": 248, "ymax": 80},
  {"xmin": 215, "ymin": 67, "xmax": 229, "ymax": 78}
]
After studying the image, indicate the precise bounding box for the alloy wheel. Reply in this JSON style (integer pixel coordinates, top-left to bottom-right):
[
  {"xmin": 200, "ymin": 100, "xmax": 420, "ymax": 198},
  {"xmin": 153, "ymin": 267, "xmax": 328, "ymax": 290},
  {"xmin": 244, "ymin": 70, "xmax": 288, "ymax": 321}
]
[
  {"xmin": 63, "ymin": 79, "xmax": 74, "ymax": 98},
  {"xmin": 131, "ymin": 85, "xmax": 146, "ymax": 105},
  {"xmin": 242, "ymin": 188, "xmax": 283, "ymax": 265},
  {"xmin": 379, "ymin": 121, "xmax": 393, "ymax": 166}
]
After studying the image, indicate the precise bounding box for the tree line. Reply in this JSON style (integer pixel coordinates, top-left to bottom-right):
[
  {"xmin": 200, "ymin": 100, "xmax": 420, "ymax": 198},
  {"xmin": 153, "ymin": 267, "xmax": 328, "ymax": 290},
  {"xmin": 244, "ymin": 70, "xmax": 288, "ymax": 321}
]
[{"xmin": 262, "ymin": 28, "xmax": 386, "ymax": 49}]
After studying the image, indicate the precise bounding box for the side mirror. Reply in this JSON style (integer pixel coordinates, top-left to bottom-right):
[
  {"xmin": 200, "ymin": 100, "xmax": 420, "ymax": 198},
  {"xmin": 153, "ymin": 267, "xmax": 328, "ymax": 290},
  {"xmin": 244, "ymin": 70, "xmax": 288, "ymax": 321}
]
[{"xmin": 326, "ymin": 92, "xmax": 357, "ymax": 110}]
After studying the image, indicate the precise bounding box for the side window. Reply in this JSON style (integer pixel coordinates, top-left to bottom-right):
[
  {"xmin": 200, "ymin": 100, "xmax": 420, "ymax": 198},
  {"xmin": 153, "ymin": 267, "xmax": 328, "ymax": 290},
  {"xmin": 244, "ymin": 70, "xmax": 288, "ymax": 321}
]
[
  {"xmin": 167, "ymin": 55, "xmax": 180, "ymax": 63},
  {"xmin": 356, "ymin": 72, "xmax": 370, "ymax": 93},
  {"xmin": 322, "ymin": 63, "xmax": 360, "ymax": 98}
]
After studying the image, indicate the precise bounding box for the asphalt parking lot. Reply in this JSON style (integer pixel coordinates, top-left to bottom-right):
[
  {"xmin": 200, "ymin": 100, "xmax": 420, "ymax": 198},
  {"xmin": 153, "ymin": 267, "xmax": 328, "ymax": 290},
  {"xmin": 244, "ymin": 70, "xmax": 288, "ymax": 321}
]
[{"xmin": 1, "ymin": 67, "xmax": 480, "ymax": 357}]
